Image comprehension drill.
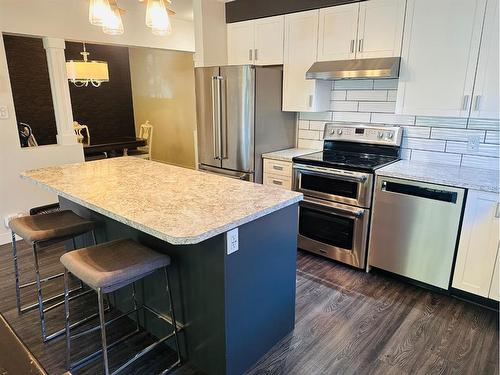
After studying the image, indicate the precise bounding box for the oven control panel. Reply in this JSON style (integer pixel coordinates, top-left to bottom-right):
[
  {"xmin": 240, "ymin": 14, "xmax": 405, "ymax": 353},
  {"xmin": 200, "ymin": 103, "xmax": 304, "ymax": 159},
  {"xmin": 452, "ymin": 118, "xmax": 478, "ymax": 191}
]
[{"xmin": 323, "ymin": 123, "xmax": 402, "ymax": 146}]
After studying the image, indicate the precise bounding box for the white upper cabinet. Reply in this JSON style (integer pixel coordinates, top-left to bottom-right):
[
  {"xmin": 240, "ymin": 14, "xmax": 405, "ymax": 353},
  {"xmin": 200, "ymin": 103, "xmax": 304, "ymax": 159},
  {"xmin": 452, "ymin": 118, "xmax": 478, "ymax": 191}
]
[
  {"xmin": 227, "ymin": 16, "xmax": 284, "ymax": 66},
  {"xmin": 283, "ymin": 10, "xmax": 330, "ymax": 112},
  {"xmin": 452, "ymin": 190, "xmax": 500, "ymax": 299},
  {"xmin": 396, "ymin": 0, "xmax": 487, "ymax": 117},
  {"xmin": 253, "ymin": 16, "xmax": 285, "ymax": 65},
  {"xmin": 317, "ymin": 0, "xmax": 405, "ymax": 62},
  {"xmin": 357, "ymin": 0, "xmax": 405, "ymax": 58},
  {"xmin": 470, "ymin": 0, "xmax": 499, "ymax": 119},
  {"xmin": 227, "ymin": 20, "xmax": 255, "ymax": 65},
  {"xmin": 317, "ymin": 3, "xmax": 359, "ymax": 61}
]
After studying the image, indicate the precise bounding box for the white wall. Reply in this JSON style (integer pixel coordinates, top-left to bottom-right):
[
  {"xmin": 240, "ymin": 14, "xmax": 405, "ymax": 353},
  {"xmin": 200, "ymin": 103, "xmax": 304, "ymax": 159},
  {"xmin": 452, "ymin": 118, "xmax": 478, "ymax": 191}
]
[
  {"xmin": 193, "ymin": 0, "xmax": 227, "ymax": 67},
  {"xmin": 0, "ymin": 0, "xmax": 196, "ymax": 244},
  {"xmin": 0, "ymin": 0, "xmax": 195, "ymax": 52}
]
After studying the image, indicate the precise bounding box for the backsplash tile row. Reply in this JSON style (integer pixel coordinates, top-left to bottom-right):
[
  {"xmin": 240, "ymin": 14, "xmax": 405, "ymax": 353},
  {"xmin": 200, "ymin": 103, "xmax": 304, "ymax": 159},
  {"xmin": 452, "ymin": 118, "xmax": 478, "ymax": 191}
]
[{"xmin": 297, "ymin": 80, "xmax": 500, "ymax": 170}]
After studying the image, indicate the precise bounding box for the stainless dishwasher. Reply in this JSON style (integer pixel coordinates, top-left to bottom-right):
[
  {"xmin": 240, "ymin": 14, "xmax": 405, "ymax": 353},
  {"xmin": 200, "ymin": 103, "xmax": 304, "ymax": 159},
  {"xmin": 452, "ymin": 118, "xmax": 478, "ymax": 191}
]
[{"xmin": 368, "ymin": 176, "xmax": 465, "ymax": 289}]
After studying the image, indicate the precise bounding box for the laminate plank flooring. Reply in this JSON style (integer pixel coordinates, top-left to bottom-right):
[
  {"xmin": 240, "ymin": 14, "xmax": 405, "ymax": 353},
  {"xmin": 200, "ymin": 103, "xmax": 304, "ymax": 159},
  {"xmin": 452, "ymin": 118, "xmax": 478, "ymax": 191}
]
[{"xmin": 0, "ymin": 241, "xmax": 497, "ymax": 375}]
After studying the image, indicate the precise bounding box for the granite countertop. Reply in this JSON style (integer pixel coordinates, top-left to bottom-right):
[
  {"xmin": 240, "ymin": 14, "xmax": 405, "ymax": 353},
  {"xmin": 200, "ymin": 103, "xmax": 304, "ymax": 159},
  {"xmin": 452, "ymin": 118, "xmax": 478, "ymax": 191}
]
[
  {"xmin": 21, "ymin": 157, "xmax": 303, "ymax": 245},
  {"xmin": 262, "ymin": 148, "xmax": 318, "ymax": 162},
  {"xmin": 377, "ymin": 160, "xmax": 500, "ymax": 193}
]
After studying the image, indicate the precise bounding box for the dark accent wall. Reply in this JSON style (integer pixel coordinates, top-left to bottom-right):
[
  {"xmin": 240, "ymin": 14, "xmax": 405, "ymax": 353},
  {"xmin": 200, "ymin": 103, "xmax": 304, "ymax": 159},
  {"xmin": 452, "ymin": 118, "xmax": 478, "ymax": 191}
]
[
  {"xmin": 65, "ymin": 42, "xmax": 135, "ymax": 144},
  {"xmin": 3, "ymin": 34, "xmax": 58, "ymax": 146},
  {"xmin": 226, "ymin": 0, "xmax": 365, "ymax": 23}
]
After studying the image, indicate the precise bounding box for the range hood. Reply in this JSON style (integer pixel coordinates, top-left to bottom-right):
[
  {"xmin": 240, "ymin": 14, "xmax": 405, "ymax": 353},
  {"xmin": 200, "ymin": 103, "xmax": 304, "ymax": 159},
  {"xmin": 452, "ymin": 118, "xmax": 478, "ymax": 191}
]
[{"xmin": 306, "ymin": 57, "xmax": 401, "ymax": 80}]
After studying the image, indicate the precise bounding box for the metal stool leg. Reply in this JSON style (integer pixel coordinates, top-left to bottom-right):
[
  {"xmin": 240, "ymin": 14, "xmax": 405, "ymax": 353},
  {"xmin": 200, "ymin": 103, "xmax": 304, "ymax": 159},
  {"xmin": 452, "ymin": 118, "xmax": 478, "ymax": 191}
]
[
  {"xmin": 131, "ymin": 282, "xmax": 140, "ymax": 331},
  {"xmin": 71, "ymin": 237, "xmax": 85, "ymax": 290},
  {"xmin": 32, "ymin": 243, "xmax": 47, "ymax": 341},
  {"xmin": 63, "ymin": 269, "xmax": 71, "ymax": 370},
  {"xmin": 164, "ymin": 267, "xmax": 181, "ymax": 369},
  {"xmin": 11, "ymin": 231, "xmax": 22, "ymax": 314},
  {"xmin": 98, "ymin": 287, "xmax": 110, "ymax": 375}
]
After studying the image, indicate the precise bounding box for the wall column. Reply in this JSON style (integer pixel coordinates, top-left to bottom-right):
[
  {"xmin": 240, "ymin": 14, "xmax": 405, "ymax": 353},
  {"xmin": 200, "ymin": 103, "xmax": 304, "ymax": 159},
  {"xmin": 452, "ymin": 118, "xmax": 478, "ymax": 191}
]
[{"xmin": 42, "ymin": 37, "xmax": 76, "ymax": 145}]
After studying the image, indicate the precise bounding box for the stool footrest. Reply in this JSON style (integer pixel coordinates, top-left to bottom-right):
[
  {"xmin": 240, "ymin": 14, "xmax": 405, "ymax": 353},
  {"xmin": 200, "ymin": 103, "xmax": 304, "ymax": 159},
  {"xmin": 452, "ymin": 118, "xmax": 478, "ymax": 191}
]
[
  {"xmin": 19, "ymin": 285, "xmax": 86, "ymax": 314},
  {"xmin": 19, "ymin": 272, "xmax": 64, "ymax": 289},
  {"xmin": 43, "ymin": 288, "xmax": 94, "ymax": 313}
]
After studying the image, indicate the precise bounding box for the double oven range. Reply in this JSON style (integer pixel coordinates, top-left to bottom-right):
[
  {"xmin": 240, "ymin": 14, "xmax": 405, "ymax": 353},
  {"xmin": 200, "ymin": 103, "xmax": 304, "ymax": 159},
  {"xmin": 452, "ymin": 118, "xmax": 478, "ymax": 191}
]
[{"xmin": 293, "ymin": 123, "xmax": 403, "ymax": 269}]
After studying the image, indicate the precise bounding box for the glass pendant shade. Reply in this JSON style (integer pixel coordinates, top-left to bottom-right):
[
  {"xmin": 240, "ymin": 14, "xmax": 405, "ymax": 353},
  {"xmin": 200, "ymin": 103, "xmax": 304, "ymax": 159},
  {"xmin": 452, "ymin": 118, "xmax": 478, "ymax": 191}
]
[
  {"xmin": 88, "ymin": 0, "xmax": 111, "ymax": 26},
  {"xmin": 102, "ymin": 6, "xmax": 124, "ymax": 35},
  {"xmin": 146, "ymin": 0, "xmax": 172, "ymax": 35}
]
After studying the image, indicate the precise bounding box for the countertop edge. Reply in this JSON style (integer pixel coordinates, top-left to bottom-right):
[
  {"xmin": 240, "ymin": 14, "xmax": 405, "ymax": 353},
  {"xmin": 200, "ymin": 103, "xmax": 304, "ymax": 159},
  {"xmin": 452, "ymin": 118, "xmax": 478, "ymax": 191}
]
[
  {"xmin": 262, "ymin": 148, "xmax": 319, "ymax": 162},
  {"xmin": 21, "ymin": 174, "xmax": 303, "ymax": 245}
]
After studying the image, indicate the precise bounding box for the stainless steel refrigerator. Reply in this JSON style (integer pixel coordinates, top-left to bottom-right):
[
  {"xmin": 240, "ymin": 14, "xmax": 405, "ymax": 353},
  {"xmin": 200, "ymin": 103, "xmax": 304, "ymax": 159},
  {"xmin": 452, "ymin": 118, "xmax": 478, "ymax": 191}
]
[{"xmin": 195, "ymin": 65, "xmax": 296, "ymax": 183}]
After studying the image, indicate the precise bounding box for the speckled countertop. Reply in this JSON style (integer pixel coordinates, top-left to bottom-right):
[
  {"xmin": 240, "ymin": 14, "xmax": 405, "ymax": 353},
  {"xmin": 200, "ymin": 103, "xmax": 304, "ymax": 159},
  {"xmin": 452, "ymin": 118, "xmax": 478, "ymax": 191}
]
[
  {"xmin": 262, "ymin": 148, "xmax": 318, "ymax": 162},
  {"xmin": 377, "ymin": 160, "xmax": 500, "ymax": 193},
  {"xmin": 21, "ymin": 157, "xmax": 303, "ymax": 245}
]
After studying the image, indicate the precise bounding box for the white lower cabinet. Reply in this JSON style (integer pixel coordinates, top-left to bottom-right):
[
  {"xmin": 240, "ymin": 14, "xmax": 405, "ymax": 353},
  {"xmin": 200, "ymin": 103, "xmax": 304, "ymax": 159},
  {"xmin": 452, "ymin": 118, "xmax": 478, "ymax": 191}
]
[
  {"xmin": 263, "ymin": 158, "xmax": 293, "ymax": 190},
  {"xmin": 452, "ymin": 190, "xmax": 500, "ymax": 300}
]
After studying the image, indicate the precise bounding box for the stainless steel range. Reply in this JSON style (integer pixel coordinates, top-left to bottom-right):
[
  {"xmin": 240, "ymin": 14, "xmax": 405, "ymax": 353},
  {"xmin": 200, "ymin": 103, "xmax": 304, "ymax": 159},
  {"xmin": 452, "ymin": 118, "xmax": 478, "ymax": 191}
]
[{"xmin": 292, "ymin": 123, "xmax": 403, "ymax": 269}]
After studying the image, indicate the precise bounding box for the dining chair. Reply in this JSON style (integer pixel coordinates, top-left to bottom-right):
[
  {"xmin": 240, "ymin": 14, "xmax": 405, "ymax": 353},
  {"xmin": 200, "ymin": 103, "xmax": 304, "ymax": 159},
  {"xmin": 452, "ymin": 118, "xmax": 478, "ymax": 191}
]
[
  {"xmin": 128, "ymin": 121, "xmax": 153, "ymax": 160},
  {"xmin": 73, "ymin": 121, "xmax": 91, "ymax": 145}
]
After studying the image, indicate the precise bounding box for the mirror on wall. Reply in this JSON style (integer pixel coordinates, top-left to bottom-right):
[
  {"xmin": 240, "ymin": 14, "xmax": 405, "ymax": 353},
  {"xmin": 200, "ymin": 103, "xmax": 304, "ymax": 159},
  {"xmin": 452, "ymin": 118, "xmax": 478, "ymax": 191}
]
[{"xmin": 3, "ymin": 33, "xmax": 58, "ymax": 147}]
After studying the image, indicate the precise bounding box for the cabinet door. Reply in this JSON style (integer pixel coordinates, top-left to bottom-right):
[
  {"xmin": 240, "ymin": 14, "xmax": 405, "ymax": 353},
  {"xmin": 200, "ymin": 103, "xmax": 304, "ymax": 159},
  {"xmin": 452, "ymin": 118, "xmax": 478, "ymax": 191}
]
[
  {"xmin": 452, "ymin": 191, "xmax": 500, "ymax": 297},
  {"xmin": 471, "ymin": 0, "xmax": 499, "ymax": 120},
  {"xmin": 317, "ymin": 4, "xmax": 359, "ymax": 61},
  {"xmin": 489, "ymin": 248, "xmax": 500, "ymax": 301},
  {"xmin": 227, "ymin": 20, "xmax": 255, "ymax": 65},
  {"xmin": 396, "ymin": 0, "xmax": 486, "ymax": 117},
  {"xmin": 356, "ymin": 0, "xmax": 405, "ymax": 58},
  {"xmin": 254, "ymin": 16, "xmax": 284, "ymax": 65},
  {"xmin": 283, "ymin": 10, "xmax": 330, "ymax": 112}
]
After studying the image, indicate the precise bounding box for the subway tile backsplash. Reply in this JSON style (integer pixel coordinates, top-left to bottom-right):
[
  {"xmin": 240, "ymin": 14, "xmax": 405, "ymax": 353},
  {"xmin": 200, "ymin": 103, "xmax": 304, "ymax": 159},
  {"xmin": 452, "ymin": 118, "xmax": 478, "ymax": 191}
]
[{"xmin": 296, "ymin": 79, "xmax": 500, "ymax": 169}]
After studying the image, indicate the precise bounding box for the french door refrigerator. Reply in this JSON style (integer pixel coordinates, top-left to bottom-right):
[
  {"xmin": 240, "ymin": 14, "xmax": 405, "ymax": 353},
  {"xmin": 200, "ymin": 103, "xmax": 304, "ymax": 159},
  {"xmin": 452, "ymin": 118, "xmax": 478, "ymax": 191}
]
[{"xmin": 195, "ymin": 65, "xmax": 296, "ymax": 183}]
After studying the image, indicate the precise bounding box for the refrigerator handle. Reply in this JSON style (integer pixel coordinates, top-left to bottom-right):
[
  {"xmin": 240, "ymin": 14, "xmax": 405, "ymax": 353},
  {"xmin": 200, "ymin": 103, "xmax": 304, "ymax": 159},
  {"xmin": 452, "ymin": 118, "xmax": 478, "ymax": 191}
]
[
  {"xmin": 211, "ymin": 76, "xmax": 221, "ymax": 160},
  {"xmin": 219, "ymin": 76, "xmax": 228, "ymax": 160}
]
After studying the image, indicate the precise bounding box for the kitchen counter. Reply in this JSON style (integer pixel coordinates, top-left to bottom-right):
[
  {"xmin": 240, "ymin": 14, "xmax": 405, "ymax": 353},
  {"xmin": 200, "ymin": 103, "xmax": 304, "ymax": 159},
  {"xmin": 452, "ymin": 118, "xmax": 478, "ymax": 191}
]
[
  {"xmin": 262, "ymin": 148, "xmax": 318, "ymax": 162},
  {"xmin": 377, "ymin": 160, "xmax": 500, "ymax": 193},
  {"xmin": 22, "ymin": 157, "xmax": 302, "ymax": 245},
  {"xmin": 21, "ymin": 157, "xmax": 301, "ymax": 375}
]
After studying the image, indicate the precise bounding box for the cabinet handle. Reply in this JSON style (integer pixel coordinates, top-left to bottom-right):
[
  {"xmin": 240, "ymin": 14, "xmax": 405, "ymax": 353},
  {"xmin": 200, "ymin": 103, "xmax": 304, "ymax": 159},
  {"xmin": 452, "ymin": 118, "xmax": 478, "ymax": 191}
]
[
  {"xmin": 350, "ymin": 39, "xmax": 355, "ymax": 53},
  {"xmin": 273, "ymin": 165, "xmax": 283, "ymax": 171},
  {"xmin": 308, "ymin": 94, "xmax": 314, "ymax": 108},
  {"xmin": 272, "ymin": 180, "xmax": 283, "ymax": 186},
  {"xmin": 249, "ymin": 49, "xmax": 253, "ymax": 61},
  {"xmin": 462, "ymin": 95, "xmax": 470, "ymax": 111},
  {"xmin": 254, "ymin": 49, "xmax": 258, "ymax": 61},
  {"xmin": 358, "ymin": 39, "xmax": 363, "ymax": 52},
  {"xmin": 495, "ymin": 203, "xmax": 500, "ymax": 219},
  {"xmin": 473, "ymin": 95, "xmax": 482, "ymax": 111}
]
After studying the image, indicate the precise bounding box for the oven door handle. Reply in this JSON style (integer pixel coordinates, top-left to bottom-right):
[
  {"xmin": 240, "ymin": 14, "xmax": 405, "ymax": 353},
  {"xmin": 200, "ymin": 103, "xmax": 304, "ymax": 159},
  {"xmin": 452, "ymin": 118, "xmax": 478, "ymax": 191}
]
[
  {"xmin": 301, "ymin": 198, "xmax": 365, "ymax": 219},
  {"xmin": 296, "ymin": 167, "xmax": 368, "ymax": 184}
]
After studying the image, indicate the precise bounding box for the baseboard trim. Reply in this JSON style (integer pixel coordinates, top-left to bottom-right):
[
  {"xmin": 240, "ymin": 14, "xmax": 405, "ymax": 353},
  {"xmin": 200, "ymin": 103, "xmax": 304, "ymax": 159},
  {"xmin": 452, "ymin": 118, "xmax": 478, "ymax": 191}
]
[{"xmin": 0, "ymin": 232, "xmax": 19, "ymax": 246}]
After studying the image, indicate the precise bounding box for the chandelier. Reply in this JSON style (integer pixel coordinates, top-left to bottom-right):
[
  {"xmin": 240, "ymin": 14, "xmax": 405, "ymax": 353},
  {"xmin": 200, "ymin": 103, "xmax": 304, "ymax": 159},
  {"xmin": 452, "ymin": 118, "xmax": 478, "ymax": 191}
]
[
  {"xmin": 66, "ymin": 43, "xmax": 109, "ymax": 87},
  {"xmin": 88, "ymin": 0, "xmax": 175, "ymax": 36}
]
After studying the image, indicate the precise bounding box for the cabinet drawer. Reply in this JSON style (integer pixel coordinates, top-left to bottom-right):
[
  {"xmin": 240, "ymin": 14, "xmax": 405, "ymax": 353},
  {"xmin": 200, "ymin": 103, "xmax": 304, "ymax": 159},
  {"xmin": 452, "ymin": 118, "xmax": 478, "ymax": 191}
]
[
  {"xmin": 263, "ymin": 159, "xmax": 292, "ymax": 177},
  {"xmin": 263, "ymin": 173, "xmax": 292, "ymax": 190}
]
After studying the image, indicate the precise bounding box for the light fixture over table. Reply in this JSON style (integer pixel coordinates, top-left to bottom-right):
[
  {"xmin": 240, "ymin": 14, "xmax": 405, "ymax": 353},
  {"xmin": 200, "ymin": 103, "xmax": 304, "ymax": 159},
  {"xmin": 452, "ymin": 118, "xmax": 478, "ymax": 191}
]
[
  {"xmin": 87, "ymin": 0, "xmax": 175, "ymax": 36},
  {"xmin": 66, "ymin": 43, "xmax": 109, "ymax": 87}
]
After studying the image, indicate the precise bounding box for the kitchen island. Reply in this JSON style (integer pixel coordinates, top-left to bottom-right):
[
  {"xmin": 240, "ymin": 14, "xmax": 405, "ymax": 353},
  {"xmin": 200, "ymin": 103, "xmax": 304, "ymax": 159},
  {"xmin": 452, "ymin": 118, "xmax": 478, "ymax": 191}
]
[{"xmin": 21, "ymin": 157, "xmax": 302, "ymax": 375}]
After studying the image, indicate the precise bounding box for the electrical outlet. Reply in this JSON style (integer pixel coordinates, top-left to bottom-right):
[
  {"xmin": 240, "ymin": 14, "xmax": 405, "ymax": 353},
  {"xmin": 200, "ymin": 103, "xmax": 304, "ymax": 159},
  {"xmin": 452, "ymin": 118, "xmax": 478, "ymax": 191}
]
[
  {"xmin": 467, "ymin": 135, "xmax": 481, "ymax": 152},
  {"xmin": 0, "ymin": 106, "xmax": 8, "ymax": 119},
  {"xmin": 226, "ymin": 228, "xmax": 239, "ymax": 255}
]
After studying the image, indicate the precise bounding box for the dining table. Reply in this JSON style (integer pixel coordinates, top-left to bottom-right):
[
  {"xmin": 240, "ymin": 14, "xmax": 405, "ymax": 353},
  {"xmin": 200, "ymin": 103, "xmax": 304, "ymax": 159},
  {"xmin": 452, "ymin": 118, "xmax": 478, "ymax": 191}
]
[{"xmin": 82, "ymin": 137, "xmax": 146, "ymax": 158}]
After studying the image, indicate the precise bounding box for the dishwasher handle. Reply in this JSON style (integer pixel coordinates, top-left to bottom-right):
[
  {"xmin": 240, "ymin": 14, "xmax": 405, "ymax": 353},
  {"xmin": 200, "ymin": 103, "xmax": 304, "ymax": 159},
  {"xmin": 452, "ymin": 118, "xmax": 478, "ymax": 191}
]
[{"xmin": 381, "ymin": 180, "xmax": 458, "ymax": 203}]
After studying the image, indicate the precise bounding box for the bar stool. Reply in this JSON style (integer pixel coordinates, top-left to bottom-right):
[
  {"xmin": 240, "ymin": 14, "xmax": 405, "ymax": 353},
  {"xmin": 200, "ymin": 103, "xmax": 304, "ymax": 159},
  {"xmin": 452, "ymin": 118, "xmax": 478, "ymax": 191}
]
[
  {"xmin": 61, "ymin": 239, "xmax": 181, "ymax": 375},
  {"xmin": 9, "ymin": 210, "xmax": 96, "ymax": 342}
]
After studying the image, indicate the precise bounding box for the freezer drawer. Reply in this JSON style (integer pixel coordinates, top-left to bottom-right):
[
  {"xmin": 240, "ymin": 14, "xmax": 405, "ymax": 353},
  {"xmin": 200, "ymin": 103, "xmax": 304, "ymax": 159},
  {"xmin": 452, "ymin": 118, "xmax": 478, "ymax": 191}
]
[{"xmin": 368, "ymin": 176, "xmax": 465, "ymax": 289}]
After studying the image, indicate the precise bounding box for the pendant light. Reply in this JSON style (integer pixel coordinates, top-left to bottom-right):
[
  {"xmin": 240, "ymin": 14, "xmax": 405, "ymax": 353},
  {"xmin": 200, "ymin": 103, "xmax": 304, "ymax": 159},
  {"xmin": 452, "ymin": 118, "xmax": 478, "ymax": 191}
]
[
  {"xmin": 66, "ymin": 43, "xmax": 109, "ymax": 87},
  {"xmin": 88, "ymin": 0, "xmax": 111, "ymax": 26},
  {"xmin": 146, "ymin": 0, "xmax": 172, "ymax": 35},
  {"xmin": 102, "ymin": 5, "xmax": 124, "ymax": 35}
]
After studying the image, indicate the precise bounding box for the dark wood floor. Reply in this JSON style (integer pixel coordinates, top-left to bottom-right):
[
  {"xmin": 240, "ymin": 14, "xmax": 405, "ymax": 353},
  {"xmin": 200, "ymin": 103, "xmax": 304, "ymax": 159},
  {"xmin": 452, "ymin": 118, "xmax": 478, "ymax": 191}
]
[{"xmin": 0, "ymin": 240, "xmax": 498, "ymax": 375}]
